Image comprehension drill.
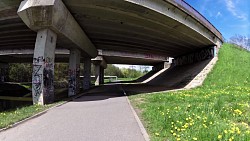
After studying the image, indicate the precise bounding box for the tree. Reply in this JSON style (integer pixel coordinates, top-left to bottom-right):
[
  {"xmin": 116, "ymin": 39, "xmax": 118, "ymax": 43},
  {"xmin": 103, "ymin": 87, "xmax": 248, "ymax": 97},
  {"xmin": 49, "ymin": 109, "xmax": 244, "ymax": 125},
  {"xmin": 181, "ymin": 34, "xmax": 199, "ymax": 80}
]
[
  {"xmin": 9, "ymin": 63, "xmax": 32, "ymax": 82},
  {"xmin": 229, "ymin": 34, "xmax": 250, "ymax": 51},
  {"xmin": 104, "ymin": 64, "xmax": 124, "ymax": 78}
]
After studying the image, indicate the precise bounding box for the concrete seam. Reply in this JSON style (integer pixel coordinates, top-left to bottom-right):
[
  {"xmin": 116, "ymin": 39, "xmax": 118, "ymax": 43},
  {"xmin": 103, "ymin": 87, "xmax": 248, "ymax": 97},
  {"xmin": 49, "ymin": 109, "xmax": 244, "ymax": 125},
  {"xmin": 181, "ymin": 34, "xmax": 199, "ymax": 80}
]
[{"xmin": 120, "ymin": 86, "xmax": 150, "ymax": 141}]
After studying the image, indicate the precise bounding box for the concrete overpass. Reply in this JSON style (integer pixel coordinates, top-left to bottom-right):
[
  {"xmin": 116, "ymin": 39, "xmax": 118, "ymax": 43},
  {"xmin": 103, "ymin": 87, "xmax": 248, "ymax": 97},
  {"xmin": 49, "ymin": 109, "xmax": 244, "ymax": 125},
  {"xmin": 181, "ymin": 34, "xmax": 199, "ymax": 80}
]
[{"xmin": 0, "ymin": 0, "xmax": 223, "ymax": 105}]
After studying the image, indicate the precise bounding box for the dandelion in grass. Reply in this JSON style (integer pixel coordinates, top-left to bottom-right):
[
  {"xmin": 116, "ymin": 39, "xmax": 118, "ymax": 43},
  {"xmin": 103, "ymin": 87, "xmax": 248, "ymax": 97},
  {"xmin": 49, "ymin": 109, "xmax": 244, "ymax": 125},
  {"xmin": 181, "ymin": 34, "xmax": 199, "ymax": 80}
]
[
  {"xmin": 234, "ymin": 109, "xmax": 242, "ymax": 115},
  {"xmin": 224, "ymin": 130, "xmax": 228, "ymax": 134},
  {"xmin": 218, "ymin": 134, "xmax": 222, "ymax": 139}
]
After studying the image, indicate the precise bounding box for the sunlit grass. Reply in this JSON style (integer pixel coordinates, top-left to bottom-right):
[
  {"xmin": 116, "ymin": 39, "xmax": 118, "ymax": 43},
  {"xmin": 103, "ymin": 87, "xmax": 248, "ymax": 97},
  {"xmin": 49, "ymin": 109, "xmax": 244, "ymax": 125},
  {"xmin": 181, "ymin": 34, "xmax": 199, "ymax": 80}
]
[
  {"xmin": 0, "ymin": 102, "xmax": 63, "ymax": 129},
  {"xmin": 129, "ymin": 44, "xmax": 250, "ymax": 141}
]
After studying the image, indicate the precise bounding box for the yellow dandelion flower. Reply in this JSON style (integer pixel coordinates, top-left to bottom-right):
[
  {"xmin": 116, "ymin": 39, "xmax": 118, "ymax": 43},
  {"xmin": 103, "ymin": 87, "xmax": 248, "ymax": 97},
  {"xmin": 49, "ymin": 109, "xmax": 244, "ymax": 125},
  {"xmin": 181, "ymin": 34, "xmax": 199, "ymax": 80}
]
[
  {"xmin": 192, "ymin": 137, "xmax": 197, "ymax": 140},
  {"xmin": 218, "ymin": 134, "xmax": 222, "ymax": 139},
  {"xmin": 155, "ymin": 132, "xmax": 160, "ymax": 136}
]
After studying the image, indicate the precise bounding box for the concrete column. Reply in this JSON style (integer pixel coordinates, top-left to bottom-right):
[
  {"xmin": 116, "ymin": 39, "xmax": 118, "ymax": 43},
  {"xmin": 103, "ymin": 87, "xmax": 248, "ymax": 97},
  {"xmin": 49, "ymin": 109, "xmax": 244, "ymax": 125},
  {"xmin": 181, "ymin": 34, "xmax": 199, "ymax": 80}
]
[
  {"xmin": 94, "ymin": 64, "xmax": 101, "ymax": 86},
  {"xmin": 32, "ymin": 29, "xmax": 57, "ymax": 105},
  {"xmin": 94, "ymin": 64, "xmax": 105, "ymax": 86},
  {"xmin": 68, "ymin": 49, "xmax": 80, "ymax": 96},
  {"xmin": 83, "ymin": 58, "xmax": 91, "ymax": 90},
  {"xmin": 100, "ymin": 67, "xmax": 104, "ymax": 84}
]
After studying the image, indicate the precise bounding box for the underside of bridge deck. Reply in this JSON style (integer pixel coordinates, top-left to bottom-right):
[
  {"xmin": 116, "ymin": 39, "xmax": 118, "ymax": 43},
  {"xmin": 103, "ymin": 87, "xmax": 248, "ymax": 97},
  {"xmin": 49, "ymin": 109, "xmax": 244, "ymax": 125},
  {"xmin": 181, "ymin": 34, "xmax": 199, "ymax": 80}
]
[{"xmin": 0, "ymin": 0, "xmax": 223, "ymax": 105}]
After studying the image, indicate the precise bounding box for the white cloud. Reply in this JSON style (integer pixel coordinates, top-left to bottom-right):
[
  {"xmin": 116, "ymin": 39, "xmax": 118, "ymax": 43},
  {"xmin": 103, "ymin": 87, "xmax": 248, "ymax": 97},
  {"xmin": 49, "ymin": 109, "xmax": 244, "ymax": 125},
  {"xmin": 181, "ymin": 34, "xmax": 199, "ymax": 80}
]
[
  {"xmin": 215, "ymin": 12, "xmax": 222, "ymax": 18},
  {"xmin": 225, "ymin": 0, "xmax": 247, "ymax": 20}
]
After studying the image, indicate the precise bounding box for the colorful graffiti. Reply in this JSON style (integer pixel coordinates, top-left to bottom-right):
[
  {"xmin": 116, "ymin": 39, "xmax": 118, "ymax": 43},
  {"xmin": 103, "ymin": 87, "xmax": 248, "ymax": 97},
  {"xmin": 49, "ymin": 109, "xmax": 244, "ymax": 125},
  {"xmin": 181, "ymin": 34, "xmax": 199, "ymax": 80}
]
[{"xmin": 68, "ymin": 64, "xmax": 80, "ymax": 96}]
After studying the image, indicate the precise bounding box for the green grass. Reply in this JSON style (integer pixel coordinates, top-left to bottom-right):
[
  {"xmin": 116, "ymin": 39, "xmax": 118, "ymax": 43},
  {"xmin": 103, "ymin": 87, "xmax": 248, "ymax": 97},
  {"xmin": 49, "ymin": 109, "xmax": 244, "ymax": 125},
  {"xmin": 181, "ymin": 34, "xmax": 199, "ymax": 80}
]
[
  {"xmin": 19, "ymin": 83, "xmax": 32, "ymax": 89},
  {"xmin": 0, "ymin": 102, "xmax": 63, "ymax": 129},
  {"xmin": 118, "ymin": 78, "xmax": 137, "ymax": 81},
  {"xmin": 129, "ymin": 44, "xmax": 250, "ymax": 141}
]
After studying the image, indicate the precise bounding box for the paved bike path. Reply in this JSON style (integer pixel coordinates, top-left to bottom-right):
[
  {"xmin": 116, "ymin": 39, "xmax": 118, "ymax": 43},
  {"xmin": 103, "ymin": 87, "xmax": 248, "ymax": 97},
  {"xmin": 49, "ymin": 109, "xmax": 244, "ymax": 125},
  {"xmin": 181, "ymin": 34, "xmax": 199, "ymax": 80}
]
[{"xmin": 0, "ymin": 85, "xmax": 145, "ymax": 141}]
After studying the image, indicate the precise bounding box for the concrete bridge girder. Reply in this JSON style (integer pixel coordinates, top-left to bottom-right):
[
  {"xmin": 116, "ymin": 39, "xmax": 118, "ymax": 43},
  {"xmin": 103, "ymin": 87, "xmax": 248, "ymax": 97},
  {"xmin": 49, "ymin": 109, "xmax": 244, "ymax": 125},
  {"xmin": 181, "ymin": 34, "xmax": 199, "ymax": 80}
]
[
  {"xmin": 125, "ymin": 0, "xmax": 223, "ymax": 45},
  {"xmin": 98, "ymin": 49, "xmax": 169, "ymax": 65},
  {"xmin": 17, "ymin": 0, "xmax": 97, "ymax": 57},
  {"xmin": 17, "ymin": 0, "xmax": 98, "ymax": 104},
  {"xmin": 0, "ymin": 0, "xmax": 224, "ymax": 105}
]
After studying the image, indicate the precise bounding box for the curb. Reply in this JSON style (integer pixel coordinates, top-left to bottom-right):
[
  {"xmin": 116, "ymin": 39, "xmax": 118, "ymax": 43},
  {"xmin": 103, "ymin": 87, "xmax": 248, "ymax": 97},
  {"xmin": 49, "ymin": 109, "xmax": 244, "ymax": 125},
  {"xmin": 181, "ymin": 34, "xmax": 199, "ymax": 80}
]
[
  {"xmin": 0, "ymin": 100, "xmax": 67, "ymax": 133},
  {"xmin": 0, "ymin": 91, "xmax": 88, "ymax": 133},
  {"xmin": 121, "ymin": 86, "xmax": 150, "ymax": 141}
]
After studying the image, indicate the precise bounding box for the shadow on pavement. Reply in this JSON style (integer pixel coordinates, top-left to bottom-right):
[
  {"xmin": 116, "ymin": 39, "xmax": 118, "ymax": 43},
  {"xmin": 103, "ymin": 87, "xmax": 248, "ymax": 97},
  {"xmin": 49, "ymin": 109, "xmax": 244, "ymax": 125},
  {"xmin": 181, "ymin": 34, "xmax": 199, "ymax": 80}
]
[{"xmin": 74, "ymin": 59, "xmax": 212, "ymax": 102}]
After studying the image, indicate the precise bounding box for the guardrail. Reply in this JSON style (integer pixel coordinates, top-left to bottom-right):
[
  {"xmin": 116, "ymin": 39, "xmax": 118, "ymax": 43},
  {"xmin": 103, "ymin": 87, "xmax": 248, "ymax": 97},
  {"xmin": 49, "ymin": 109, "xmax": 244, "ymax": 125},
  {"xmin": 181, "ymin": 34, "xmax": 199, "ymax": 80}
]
[{"xmin": 164, "ymin": 0, "xmax": 223, "ymax": 42}]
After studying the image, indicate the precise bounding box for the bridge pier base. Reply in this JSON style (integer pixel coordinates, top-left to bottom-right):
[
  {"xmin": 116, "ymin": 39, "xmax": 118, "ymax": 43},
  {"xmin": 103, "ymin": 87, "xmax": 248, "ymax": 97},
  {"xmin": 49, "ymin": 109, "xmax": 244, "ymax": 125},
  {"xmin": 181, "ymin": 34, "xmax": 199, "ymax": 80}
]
[
  {"xmin": 83, "ymin": 58, "xmax": 91, "ymax": 90},
  {"xmin": 32, "ymin": 29, "xmax": 57, "ymax": 105},
  {"xmin": 68, "ymin": 49, "xmax": 80, "ymax": 96}
]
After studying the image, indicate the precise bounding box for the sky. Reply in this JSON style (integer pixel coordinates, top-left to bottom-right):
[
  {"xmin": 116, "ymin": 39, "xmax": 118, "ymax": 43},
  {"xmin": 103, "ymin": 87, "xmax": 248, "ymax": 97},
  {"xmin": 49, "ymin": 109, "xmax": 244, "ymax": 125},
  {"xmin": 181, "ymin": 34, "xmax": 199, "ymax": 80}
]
[{"xmin": 185, "ymin": 0, "xmax": 250, "ymax": 40}]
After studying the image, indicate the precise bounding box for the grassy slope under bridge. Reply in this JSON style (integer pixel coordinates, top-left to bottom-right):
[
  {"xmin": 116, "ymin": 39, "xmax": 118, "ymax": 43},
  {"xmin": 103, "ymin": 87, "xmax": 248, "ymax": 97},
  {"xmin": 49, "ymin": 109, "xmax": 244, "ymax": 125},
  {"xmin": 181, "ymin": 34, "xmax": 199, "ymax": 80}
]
[{"xmin": 129, "ymin": 44, "xmax": 250, "ymax": 141}]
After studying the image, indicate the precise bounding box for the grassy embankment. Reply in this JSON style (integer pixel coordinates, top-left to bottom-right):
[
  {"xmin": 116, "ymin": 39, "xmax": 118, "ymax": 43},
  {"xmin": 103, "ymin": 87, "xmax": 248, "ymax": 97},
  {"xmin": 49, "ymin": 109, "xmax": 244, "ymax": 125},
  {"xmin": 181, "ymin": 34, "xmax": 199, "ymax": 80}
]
[
  {"xmin": 0, "ymin": 102, "xmax": 63, "ymax": 129},
  {"xmin": 130, "ymin": 44, "xmax": 250, "ymax": 141}
]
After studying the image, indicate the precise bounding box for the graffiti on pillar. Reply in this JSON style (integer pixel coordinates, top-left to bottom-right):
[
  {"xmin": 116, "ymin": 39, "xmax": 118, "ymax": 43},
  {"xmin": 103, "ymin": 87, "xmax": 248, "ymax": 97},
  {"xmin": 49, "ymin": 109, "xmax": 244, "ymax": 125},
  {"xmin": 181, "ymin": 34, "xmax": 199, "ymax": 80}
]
[
  {"xmin": 175, "ymin": 47, "xmax": 214, "ymax": 66},
  {"xmin": 68, "ymin": 69, "xmax": 76, "ymax": 95},
  {"xmin": 43, "ymin": 57, "xmax": 54, "ymax": 103},
  {"xmin": 32, "ymin": 64, "xmax": 43, "ymax": 102},
  {"xmin": 33, "ymin": 56, "xmax": 44, "ymax": 63},
  {"xmin": 32, "ymin": 56, "xmax": 54, "ymax": 103},
  {"xmin": 68, "ymin": 64, "xmax": 80, "ymax": 96}
]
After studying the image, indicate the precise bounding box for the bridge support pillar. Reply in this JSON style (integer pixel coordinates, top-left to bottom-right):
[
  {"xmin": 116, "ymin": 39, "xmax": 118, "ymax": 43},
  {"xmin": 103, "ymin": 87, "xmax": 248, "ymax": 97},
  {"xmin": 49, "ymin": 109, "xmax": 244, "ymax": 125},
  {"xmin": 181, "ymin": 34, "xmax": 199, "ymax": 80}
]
[
  {"xmin": 83, "ymin": 58, "xmax": 91, "ymax": 90},
  {"xmin": 32, "ymin": 29, "xmax": 57, "ymax": 105},
  {"xmin": 68, "ymin": 49, "xmax": 80, "ymax": 96},
  {"xmin": 100, "ymin": 67, "xmax": 104, "ymax": 84},
  {"xmin": 94, "ymin": 65, "xmax": 104, "ymax": 86},
  {"xmin": 92, "ymin": 56, "xmax": 107, "ymax": 86}
]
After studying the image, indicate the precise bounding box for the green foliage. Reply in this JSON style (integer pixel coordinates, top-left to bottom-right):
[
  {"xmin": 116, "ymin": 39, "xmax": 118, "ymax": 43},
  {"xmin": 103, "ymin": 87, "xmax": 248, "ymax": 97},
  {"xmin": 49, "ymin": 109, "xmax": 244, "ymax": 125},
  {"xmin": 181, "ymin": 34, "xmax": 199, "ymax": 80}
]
[
  {"xmin": 9, "ymin": 63, "xmax": 32, "ymax": 82},
  {"xmin": 104, "ymin": 64, "xmax": 145, "ymax": 78},
  {"xmin": 8, "ymin": 63, "xmax": 69, "ymax": 82},
  {"xmin": 130, "ymin": 44, "xmax": 250, "ymax": 141},
  {"xmin": 104, "ymin": 64, "xmax": 124, "ymax": 78},
  {"xmin": 54, "ymin": 63, "xmax": 68, "ymax": 81},
  {"xmin": 121, "ymin": 68, "xmax": 144, "ymax": 78}
]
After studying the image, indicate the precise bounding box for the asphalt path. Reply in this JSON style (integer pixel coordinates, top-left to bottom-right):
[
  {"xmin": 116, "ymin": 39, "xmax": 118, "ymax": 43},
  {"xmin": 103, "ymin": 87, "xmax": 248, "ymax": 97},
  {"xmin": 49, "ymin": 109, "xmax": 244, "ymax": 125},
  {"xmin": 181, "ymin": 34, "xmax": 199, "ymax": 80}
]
[{"xmin": 0, "ymin": 85, "xmax": 145, "ymax": 141}]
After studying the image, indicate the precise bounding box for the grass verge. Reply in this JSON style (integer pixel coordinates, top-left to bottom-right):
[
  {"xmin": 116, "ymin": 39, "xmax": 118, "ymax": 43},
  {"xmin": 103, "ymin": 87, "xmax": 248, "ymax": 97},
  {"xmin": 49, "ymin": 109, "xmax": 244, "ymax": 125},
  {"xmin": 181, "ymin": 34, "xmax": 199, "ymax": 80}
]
[
  {"xmin": 129, "ymin": 44, "xmax": 250, "ymax": 141},
  {"xmin": 0, "ymin": 102, "xmax": 64, "ymax": 129}
]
